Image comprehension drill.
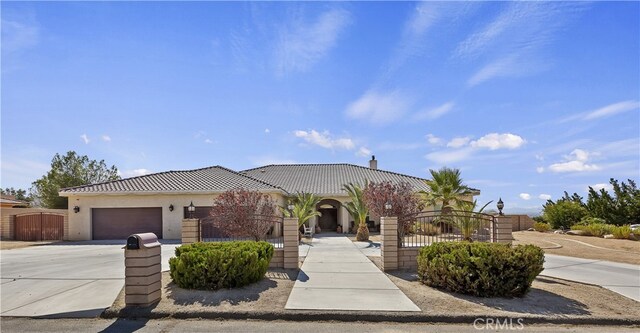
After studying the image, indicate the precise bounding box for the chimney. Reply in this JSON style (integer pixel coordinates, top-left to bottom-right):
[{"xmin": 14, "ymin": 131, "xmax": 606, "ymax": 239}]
[{"xmin": 369, "ymin": 155, "xmax": 377, "ymax": 170}]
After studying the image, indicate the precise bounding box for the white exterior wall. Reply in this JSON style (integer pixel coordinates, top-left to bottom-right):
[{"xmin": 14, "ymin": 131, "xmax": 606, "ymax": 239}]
[{"xmin": 66, "ymin": 192, "xmax": 286, "ymax": 240}]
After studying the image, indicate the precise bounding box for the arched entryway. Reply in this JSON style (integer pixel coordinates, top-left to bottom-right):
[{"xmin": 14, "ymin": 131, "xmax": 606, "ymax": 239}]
[{"xmin": 316, "ymin": 199, "xmax": 341, "ymax": 232}]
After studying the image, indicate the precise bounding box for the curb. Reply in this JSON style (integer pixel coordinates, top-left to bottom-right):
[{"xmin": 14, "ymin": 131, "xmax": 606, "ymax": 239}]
[{"xmin": 102, "ymin": 308, "xmax": 640, "ymax": 326}]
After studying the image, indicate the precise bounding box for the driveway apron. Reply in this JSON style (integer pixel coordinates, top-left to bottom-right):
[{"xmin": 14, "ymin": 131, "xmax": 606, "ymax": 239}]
[{"xmin": 285, "ymin": 235, "xmax": 419, "ymax": 311}]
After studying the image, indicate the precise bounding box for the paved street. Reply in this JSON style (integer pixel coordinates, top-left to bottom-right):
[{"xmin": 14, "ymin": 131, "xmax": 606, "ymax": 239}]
[
  {"xmin": 0, "ymin": 240, "xmax": 179, "ymax": 318},
  {"xmin": 542, "ymin": 254, "xmax": 640, "ymax": 302},
  {"xmin": 2, "ymin": 318, "xmax": 638, "ymax": 333},
  {"xmin": 286, "ymin": 234, "xmax": 419, "ymax": 312}
]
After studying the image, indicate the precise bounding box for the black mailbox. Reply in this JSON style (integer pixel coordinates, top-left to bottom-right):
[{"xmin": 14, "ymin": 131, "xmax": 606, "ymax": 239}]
[
  {"xmin": 124, "ymin": 233, "xmax": 160, "ymax": 250},
  {"xmin": 127, "ymin": 236, "xmax": 140, "ymax": 250}
]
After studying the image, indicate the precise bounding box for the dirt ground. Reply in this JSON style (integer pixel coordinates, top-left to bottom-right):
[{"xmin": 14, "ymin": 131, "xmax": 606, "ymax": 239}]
[
  {"xmin": 0, "ymin": 239, "xmax": 62, "ymax": 250},
  {"xmin": 388, "ymin": 271, "xmax": 640, "ymax": 320},
  {"xmin": 513, "ymin": 231, "xmax": 640, "ymax": 265},
  {"xmin": 109, "ymin": 262, "xmax": 638, "ymax": 321}
]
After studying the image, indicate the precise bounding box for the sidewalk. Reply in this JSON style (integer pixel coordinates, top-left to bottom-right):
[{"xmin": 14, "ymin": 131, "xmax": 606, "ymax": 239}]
[{"xmin": 285, "ymin": 234, "xmax": 419, "ymax": 312}]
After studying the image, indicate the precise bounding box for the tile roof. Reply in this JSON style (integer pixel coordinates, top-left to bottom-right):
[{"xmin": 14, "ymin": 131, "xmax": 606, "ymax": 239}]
[
  {"xmin": 59, "ymin": 166, "xmax": 284, "ymax": 194},
  {"xmin": 241, "ymin": 164, "xmax": 433, "ymax": 195}
]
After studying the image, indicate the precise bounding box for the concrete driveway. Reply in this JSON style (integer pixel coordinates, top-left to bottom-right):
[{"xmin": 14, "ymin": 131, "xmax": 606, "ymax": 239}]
[
  {"xmin": 0, "ymin": 240, "xmax": 179, "ymax": 318},
  {"xmin": 542, "ymin": 254, "xmax": 640, "ymax": 302}
]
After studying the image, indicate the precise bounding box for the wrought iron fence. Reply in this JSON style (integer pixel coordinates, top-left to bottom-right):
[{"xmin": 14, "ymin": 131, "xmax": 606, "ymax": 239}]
[
  {"xmin": 199, "ymin": 213, "xmax": 284, "ymax": 248},
  {"xmin": 398, "ymin": 210, "xmax": 496, "ymax": 248}
]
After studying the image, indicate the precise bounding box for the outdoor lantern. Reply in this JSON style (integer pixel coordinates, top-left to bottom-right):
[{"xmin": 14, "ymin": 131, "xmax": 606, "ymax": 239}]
[
  {"xmin": 287, "ymin": 203, "xmax": 294, "ymax": 211},
  {"xmin": 497, "ymin": 198, "xmax": 504, "ymax": 216},
  {"xmin": 73, "ymin": 206, "xmax": 80, "ymax": 213},
  {"xmin": 384, "ymin": 202, "xmax": 392, "ymax": 211},
  {"xmin": 169, "ymin": 204, "xmax": 174, "ymax": 211},
  {"xmin": 188, "ymin": 201, "xmax": 195, "ymax": 218}
]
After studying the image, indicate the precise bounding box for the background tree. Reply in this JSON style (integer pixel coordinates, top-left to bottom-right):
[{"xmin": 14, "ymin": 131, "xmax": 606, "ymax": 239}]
[
  {"xmin": 420, "ymin": 167, "xmax": 473, "ymax": 211},
  {"xmin": 1, "ymin": 187, "xmax": 31, "ymax": 202},
  {"xmin": 363, "ymin": 181, "xmax": 424, "ymax": 233},
  {"xmin": 542, "ymin": 200, "xmax": 588, "ymax": 229},
  {"xmin": 210, "ymin": 188, "xmax": 277, "ymax": 241},
  {"xmin": 343, "ymin": 182, "xmax": 369, "ymax": 241},
  {"xmin": 281, "ymin": 192, "xmax": 323, "ymax": 229},
  {"xmin": 585, "ymin": 179, "xmax": 640, "ymax": 225},
  {"xmin": 31, "ymin": 151, "xmax": 120, "ymax": 209}
]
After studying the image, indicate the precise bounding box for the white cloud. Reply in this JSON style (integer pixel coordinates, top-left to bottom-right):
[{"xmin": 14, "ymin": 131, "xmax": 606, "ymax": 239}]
[
  {"xmin": 519, "ymin": 193, "xmax": 531, "ymax": 200},
  {"xmin": 345, "ymin": 90, "xmax": 411, "ymax": 125},
  {"xmin": 264, "ymin": 128, "xmax": 270, "ymax": 134},
  {"xmin": 536, "ymin": 166, "xmax": 545, "ymax": 173},
  {"xmin": 101, "ymin": 135, "xmax": 111, "ymax": 142},
  {"xmin": 1, "ymin": 18, "xmax": 39, "ymax": 53},
  {"xmin": 426, "ymin": 134, "xmax": 443, "ymax": 145},
  {"xmin": 414, "ymin": 102, "xmax": 455, "ymax": 120},
  {"xmin": 293, "ymin": 129, "xmax": 355, "ymax": 150},
  {"xmin": 447, "ymin": 136, "xmax": 471, "ymax": 148},
  {"xmin": 356, "ymin": 147, "xmax": 372, "ymax": 157},
  {"xmin": 425, "ymin": 147, "xmax": 474, "ymax": 164},
  {"xmin": 204, "ymin": 139, "xmax": 213, "ymax": 144},
  {"xmin": 548, "ymin": 149, "xmax": 600, "ymax": 173},
  {"xmin": 80, "ymin": 134, "xmax": 90, "ymax": 144},
  {"xmin": 275, "ymin": 8, "xmax": 350, "ymax": 75},
  {"xmin": 120, "ymin": 169, "xmax": 150, "ymax": 178},
  {"xmin": 538, "ymin": 194, "xmax": 552, "ymax": 200},
  {"xmin": 459, "ymin": 2, "xmax": 586, "ymax": 86},
  {"xmin": 470, "ymin": 133, "xmax": 525, "ymax": 150},
  {"xmin": 535, "ymin": 154, "xmax": 544, "ymax": 161},
  {"xmin": 590, "ymin": 183, "xmax": 613, "ymax": 192},
  {"xmin": 583, "ymin": 100, "xmax": 640, "ymax": 120}
]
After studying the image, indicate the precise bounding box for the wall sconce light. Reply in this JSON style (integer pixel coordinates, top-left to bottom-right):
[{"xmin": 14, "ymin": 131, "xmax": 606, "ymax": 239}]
[
  {"xmin": 73, "ymin": 206, "xmax": 80, "ymax": 213},
  {"xmin": 497, "ymin": 198, "xmax": 504, "ymax": 216},
  {"xmin": 169, "ymin": 204, "xmax": 174, "ymax": 211},
  {"xmin": 188, "ymin": 201, "xmax": 195, "ymax": 219}
]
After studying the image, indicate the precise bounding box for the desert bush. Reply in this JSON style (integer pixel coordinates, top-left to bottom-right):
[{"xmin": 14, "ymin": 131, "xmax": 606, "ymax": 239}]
[
  {"xmin": 169, "ymin": 241, "xmax": 273, "ymax": 290},
  {"xmin": 612, "ymin": 225, "xmax": 631, "ymax": 239},
  {"xmin": 417, "ymin": 242, "xmax": 544, "ymax": 297},
  {"xmin": 578, "ymin": 216, "xmax": 607, "ymax": 225},
  {"xmin": 533, "ymin": 222, "xmax": 551, "ymax": 232},
  {"xmin": 570, "ymin": 223, "xmax": 614, "ymax": 237},
  {"xmin": 209, "ymin": 189, "xmax": 277, "ymax": 241},
  {"xmin": 412, "ymin": 222, "xmax": 440, "ymax": 235}
]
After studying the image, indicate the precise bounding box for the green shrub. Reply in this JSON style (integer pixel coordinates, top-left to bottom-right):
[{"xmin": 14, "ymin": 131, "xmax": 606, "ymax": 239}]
[
  {"xmin": 417, "ymin": 242, "xmax": 544, "ymax": 297},
  {"xmin": 578, "ymin": 216, "xmax": 607, "ymax": 225},
  {"xmin": 612, "ymin": 225, "xmax": 631, "ymax": 239},
  {"xmin": 571, "ymin": 223, "xmax": 615, "ymax": 237},
  {"xmin": 533, "ymin": 222, "xmax": 551, "ymax": 232},
  {"xmin": 169, "ymin": 241, "xmax": 274, "ymax": 290}
]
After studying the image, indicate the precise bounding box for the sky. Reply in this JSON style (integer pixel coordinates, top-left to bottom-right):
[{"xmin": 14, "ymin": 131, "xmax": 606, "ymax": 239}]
[{"xmin": 2, "ymin": 1, "xmax": 639, "ymax": 215}]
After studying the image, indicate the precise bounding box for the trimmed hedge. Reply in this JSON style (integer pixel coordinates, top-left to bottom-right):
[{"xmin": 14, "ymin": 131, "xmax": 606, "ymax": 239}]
[
  {"xmin": 533, "ymin": 222, "xmax": 551, "ymax": 232},
  {"xmin": 169, "ymin": 241, "xmax": 274, "ymax": 290},
  {"xmin": 417, "ymin": 242, "xmax": 544, "ymax": 297}
]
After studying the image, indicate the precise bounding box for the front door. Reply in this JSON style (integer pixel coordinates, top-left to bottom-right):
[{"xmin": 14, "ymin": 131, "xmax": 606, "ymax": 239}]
[{"xmin": 317, "ymin": 208, "xmax": 338, "ymax": 231}]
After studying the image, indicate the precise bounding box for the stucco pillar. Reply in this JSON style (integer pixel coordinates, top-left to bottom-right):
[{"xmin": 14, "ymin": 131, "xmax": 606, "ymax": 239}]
[
  {"xmin": 181, "ymin": 218, "xmax": 200, "ymax": 244},
  {"xmin": 339, "ymin": 205, "xmax": 349, "ymax": 233},
  {"xmin": 283, "ymin": 218, "xmax": 299, "ymax": 269},
  {"xmin": 380, "ymin": 217, "xmax": 398, "ymax": 271},
  {"xmin": 124, "ymin": 233, "xmax": 161, "ymax": 307},
  {"xmin": 494, "ymin": 216, "xmax": 513, "ymax": 244}
]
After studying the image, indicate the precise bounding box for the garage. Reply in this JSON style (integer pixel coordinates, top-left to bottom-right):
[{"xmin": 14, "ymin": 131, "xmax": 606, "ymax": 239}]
[{"xmin": 92, "ymin": 208, "xmax": 162, "ymax": 240}]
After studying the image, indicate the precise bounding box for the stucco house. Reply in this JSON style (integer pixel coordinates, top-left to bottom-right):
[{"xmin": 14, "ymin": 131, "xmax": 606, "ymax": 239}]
[{"xmin": 60, "ymin": 157, "xmax": 479, "ymax": 240}]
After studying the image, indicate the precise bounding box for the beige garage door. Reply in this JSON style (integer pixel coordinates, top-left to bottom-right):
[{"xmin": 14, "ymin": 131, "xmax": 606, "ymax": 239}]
[{"xmin": 92, "ymin": 208, "xmax": 162, "ymax": 240}]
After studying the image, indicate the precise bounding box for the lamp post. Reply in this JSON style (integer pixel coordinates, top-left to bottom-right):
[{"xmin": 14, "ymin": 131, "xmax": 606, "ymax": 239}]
[
  {"xmin": 384, "ymin": 202, "xmax": 392, "ymax": 217},
  {"xmin": 497, "ymin": 198, "xmax": 504, "ymax": 216},
  {"xmin": 188, "ymin": 201, "xmax": 195, "ymax": 219}
]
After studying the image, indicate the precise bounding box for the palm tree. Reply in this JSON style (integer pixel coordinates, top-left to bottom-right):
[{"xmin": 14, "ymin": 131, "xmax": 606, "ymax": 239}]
[
  {"xmin": 453, "ymin": 200, "xmax": 492, "ymax": 241},
  {"xmin": 420, "ymin": 167, "xmax": 473, "ymax": 211},
  {"xmin": 342, "ymin": 182, "xmax": 369, "ymax": 241},
  {"xmin": 281, "ymin": 192, "xmax": 323, "ymax": 229}
]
